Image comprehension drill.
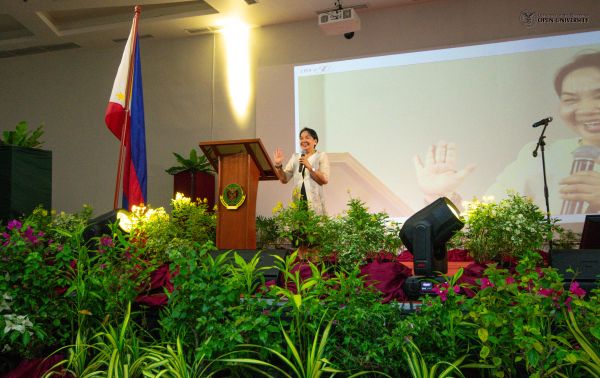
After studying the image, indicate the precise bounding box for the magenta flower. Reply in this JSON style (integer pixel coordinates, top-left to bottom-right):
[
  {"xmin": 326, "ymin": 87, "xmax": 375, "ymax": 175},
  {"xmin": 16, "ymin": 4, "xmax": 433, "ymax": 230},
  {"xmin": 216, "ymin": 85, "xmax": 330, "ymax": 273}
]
[
  {"xmin": 505, "ymin": 276, "xmax": 516, "ymax": 285},
  {"xmin": 537, "ymin": 288, "xmax": 554, "ymax": 297},
  {"xmin": 100, "ymin": 236, "xmax": 114, "ymax": 247},
  {"xmin": 480, "ymin": 278, "xmax": 494, "ymax": 289},
  {"xmin": 569, "ymin": 282, "xmax": 586, "ymax": 297},
  {"xmin": 7, "ymin": 219, "xmax": 22, "ymax": 231},
  {"xmin": 23, "ymin": 227, "xmax": 39, "ymax": 244},
  {"xmin": 432, "ymin": 286, "xmax": 448, "ymax": 302},
  {"xmin": 439, "ymin": 291, "xmax": 448, "ymax": 302},
  {"xmin": 452, "ymin": 285, "xmax": 461, "ymax": 294}
]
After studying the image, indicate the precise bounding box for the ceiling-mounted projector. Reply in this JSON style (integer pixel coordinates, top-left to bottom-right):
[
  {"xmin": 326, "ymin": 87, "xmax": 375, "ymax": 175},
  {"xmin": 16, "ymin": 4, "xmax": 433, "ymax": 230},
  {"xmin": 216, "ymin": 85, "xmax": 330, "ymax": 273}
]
[{"xmin": 318, "ymin": 8, "xmax": 361, "ymax": 36}]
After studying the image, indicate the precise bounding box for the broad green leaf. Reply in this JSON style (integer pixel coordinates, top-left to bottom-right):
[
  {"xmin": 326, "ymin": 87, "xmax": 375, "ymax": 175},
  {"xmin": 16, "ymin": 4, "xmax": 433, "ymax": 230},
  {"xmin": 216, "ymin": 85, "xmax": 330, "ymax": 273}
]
[
  {"xmin": 478, "ymin": 328, "xmax": 489, "ymax": 342},
  {"xmin": 480, "ymin": 345, "xmax": 490, "ymax": 359}
]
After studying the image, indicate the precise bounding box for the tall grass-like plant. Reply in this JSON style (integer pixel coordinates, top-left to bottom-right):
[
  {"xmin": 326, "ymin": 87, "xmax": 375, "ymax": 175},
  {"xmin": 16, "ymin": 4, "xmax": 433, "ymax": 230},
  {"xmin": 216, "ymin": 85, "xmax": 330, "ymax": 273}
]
[
  {"xmin": 43, "ymin": 330, "xmax": 104, "ymax": 377},
  {"xmin": 402, "ymin": 338, "xmax": 466, "ymax": 378},
  {"xmin": 88, "ymin": 302, "xmax": 148, "ymax": 377},
  {"xmin": 223, "ymin": 315, "xmax": 345, "ymax": 378},
  {"xmin": 560, "ymin": 309, "xmax": 600, "ymax": 377},
  {"xmin": 143, "ymin": 337, "xmax": 225, "ymax": 377},
  {"xmin": 44, "ymin": 302, "xmax": 149, "ymax": 377},
  {"xmin": 272, "ymin": 251, "xmax": 331, "ymax": 358}
]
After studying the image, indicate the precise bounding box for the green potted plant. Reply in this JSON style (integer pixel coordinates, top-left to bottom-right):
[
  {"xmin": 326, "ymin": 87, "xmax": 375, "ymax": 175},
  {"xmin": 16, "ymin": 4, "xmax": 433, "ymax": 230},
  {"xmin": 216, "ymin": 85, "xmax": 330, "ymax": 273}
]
[
  {"xmin": 165, "ymin": 148, "xmax": 215, "ymax": 210},
  {"xmin": 0, "ymin": 121, "xmax": 51, "ymax": 223}
]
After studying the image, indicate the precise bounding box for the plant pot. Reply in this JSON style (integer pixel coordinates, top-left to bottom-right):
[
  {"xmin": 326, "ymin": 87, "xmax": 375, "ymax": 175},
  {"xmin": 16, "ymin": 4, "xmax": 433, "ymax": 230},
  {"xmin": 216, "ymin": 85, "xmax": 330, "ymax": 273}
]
[
  {"xmin": 0, "ymin": 145, "xmax": 52, "ymax": 222},
  {"xmin": 173, "ymin": 170, "xmax": 215, "ymax": 210}
]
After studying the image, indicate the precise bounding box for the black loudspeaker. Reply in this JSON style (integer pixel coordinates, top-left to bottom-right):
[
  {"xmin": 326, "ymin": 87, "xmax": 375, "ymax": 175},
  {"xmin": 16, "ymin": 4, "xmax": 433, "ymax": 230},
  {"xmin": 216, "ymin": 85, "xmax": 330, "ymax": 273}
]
[{"xmin": 551, "ymin": 249, "xmax": 600, "ymax": 292}]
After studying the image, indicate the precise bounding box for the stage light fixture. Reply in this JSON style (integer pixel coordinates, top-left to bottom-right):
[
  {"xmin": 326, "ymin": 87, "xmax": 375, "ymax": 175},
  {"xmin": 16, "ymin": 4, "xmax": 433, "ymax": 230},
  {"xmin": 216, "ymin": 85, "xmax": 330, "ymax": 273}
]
[
  {"xmin": 400, "ymin": 197, "xmax": 464, "ymax": 276},
  {"xmin": 400, "ymin": 197, "xmax": 464, "ymax": 299},
  {"xmin": 83, "ymin": 208, "xmax": 130, "ymax": 242}
]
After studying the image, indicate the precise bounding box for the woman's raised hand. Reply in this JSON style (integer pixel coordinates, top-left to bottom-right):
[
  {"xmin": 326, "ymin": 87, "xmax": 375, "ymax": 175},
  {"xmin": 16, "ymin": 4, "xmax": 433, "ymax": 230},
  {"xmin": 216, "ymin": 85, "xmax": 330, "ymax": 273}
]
[{"xmin": 273, "ymin": 147, "xmax": 285, "ymax": 166}]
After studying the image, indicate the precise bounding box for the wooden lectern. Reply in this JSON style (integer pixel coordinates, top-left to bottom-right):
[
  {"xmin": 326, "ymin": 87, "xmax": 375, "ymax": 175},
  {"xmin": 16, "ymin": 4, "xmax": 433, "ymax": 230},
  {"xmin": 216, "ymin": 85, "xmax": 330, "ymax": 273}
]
[{"xmin": 199, "ymin": 139, "xmax": 277, "ymax": 250}]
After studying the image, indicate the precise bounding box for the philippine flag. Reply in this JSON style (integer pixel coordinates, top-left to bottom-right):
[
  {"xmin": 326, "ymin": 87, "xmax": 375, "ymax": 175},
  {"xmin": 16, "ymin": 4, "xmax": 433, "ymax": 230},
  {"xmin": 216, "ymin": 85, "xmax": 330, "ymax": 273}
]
[{"xmin": 105, "ymin": 16, "xmax": 147, "ymax": 210}]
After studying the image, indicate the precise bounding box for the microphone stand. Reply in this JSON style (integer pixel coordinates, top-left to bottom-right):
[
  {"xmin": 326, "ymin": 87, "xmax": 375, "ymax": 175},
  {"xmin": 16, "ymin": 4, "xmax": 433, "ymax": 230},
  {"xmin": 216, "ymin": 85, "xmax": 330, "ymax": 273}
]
[{"xmin": 532, "ymin": 123, "xmax": 553, "ymax": 252}]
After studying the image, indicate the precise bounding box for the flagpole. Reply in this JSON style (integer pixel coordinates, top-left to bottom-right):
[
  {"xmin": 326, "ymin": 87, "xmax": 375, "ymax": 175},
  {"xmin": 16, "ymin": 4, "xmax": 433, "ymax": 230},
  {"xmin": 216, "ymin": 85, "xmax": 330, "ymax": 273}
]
[{"xmin": 113, "ymin": 5, "xmax": 142, "ymax": 210}]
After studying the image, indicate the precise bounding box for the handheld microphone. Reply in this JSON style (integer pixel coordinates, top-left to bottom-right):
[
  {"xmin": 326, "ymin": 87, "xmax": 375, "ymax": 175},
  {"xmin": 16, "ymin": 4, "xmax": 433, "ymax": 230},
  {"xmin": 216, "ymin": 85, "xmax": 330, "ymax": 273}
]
[
  {"xmin": 561, "ymin": 145, "xmax": 600, "ymax": 214},
  {"xmin": 532, "ymin": 117, "xmax": 553, "ymax": 128},
  {"xmin": 299, "ymin": 152, "xmax": 305, "ymax": 173}
]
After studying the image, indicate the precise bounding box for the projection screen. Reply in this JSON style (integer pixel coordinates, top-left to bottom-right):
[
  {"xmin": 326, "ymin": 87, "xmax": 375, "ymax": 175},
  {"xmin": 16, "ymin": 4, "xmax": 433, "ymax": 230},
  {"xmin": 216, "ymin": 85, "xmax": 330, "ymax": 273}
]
[{"xmin": 294, "ymin": 30, "xmax": 600, "ymax": 223}]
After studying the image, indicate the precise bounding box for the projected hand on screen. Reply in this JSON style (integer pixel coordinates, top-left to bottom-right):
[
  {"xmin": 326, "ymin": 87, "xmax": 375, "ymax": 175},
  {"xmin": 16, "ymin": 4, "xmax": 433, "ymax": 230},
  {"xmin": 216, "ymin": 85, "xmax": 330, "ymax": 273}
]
[
  {"xmin": 559, "ymin": 170, "xmax": 600, "ymax": 212},
  {"xmin": 413, "ymin": 141, "xmax": 477, "ymax": 203}
]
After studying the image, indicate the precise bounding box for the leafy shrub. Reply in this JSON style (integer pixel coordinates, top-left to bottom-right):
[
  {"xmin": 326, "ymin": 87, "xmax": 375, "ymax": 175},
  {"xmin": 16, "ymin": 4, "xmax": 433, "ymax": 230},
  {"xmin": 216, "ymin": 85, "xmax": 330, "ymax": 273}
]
[
  {"xmin": 397, "ymin": 250, "xmax": 595, "ymax": 377},
  {"xmin": 125, "ymin": 194, "xmax": 216, "ymax": 262},
  {"xmin": 0, "ymin": 209, "xmax": 76, "ymax": 359},
  {"xmin": 455, "ymin": 192, "xmax": 554, "ymax": 262},
  {"xmin": 318, "ymin": 267, "xmax": 406, "ymax": 374},
  {"xmin": 160, "ymin": 242, "xmax": 244, "ymax": 360},
  {"xmin": 325, "ymin": 198, "xmax": 403, "ymax": 271},
  {"xmin": 170, "ymin": 194, "xmax": 216, "ymax": 245},
  {"xmin": 272, "ymin": 196, "xmax": 331, "ymax": 250}
]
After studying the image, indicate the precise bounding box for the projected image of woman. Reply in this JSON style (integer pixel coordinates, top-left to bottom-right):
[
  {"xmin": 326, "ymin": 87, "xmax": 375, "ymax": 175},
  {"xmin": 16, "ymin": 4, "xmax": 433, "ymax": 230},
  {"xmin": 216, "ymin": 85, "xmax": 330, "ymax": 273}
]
[
  {"xmin": 414, "ymin": 51, "xmax": 600, "ymax": 215},
  {"xmin": 273, "ymin": 127, "xmax": 330, "ymax": 215}
]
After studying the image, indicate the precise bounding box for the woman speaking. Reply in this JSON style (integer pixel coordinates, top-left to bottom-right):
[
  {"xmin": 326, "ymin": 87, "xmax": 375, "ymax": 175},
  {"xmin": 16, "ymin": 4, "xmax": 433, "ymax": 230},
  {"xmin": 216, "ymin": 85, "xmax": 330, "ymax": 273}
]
[{"xmin": 273, "ymin": 127, "xmax": 330, "ymax": 215}]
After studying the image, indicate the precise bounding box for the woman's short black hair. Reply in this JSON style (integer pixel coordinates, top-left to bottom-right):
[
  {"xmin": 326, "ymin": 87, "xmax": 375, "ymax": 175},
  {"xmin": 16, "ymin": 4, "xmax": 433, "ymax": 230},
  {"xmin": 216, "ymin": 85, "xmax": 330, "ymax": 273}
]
[
  {"xmin": 554, "ymin": 51, "xmax": 600, "ymax": 96},
  {"xmin": 299, "ymin": 127, "xmax": 319, "ymax": 143}
]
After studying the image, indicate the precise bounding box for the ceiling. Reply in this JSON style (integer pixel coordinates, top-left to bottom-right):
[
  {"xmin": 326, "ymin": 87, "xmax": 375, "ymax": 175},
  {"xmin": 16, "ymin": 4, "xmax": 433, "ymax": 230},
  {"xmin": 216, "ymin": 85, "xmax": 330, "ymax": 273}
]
[{"xmin": 0, "ymin": 0, "xmax": 426, "ymax": 58}]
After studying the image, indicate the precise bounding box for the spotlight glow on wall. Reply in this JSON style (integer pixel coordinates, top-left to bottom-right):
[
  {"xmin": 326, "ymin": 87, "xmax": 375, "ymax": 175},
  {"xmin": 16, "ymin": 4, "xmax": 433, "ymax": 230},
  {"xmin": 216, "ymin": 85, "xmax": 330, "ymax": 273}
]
[{"xmin": 222, "ymin": 20, "xmax": 251, "ymax": 124}]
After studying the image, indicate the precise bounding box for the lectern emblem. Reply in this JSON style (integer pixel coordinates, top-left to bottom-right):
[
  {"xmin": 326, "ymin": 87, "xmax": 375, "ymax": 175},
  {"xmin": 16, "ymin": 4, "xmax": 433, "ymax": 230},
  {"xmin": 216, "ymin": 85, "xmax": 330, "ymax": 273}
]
[{"xmin": 220, "ymin": 183, "xmax": 246, "ymax": 210}]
